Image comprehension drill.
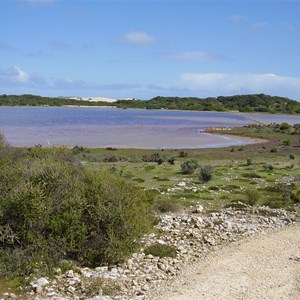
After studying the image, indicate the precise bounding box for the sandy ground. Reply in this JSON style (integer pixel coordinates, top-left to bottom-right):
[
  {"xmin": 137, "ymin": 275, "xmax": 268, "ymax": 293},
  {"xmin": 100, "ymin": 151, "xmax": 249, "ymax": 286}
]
[{"xmin": 152, "ymin": 225, "xmax": 300, "ymax": 300}]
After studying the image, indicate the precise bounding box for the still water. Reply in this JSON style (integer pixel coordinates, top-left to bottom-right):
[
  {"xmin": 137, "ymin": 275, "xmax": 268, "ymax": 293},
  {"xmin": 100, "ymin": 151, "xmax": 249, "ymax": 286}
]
[{"xmin": 0, "ymin": 107, "xmax": 299, "ymax": 149}]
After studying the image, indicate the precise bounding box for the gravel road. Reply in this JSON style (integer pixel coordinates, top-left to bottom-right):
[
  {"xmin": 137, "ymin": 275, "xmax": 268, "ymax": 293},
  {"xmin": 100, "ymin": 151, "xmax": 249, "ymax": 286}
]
[{"xmin": 153, "ymin": 224, "xmax": 300, "ymax": 300}]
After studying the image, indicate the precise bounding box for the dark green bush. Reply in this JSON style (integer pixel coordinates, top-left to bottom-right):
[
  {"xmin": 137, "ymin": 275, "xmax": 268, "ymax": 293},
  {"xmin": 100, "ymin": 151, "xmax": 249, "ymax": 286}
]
[
  {"xmin": 289, "ymin": 153, "xmax": 295, "ymax": 160},
  {"xmin": 199, "ymin": 165, "xmax": 214, "ymax": 183},
  {"xmin": 144, "ymin": 243, "xmax": 177, "ymax": 258},
  {"xmin": 80, "ymin": 170, "xmax": 154, "ymax": 266},
  {"xmin": 263, "ymin": 164, "xmax": 274, "ymax": 171},
  {"xmin": 246, "ymin": 158, "xmax": 252, "ymax": 166},
  {"xmin": 167, "ymin": 157, "xmax": 176, "ymax": 165},
  {"xmin": 181, "ymin": 159, "xmax": 198, "ymax": 174},
  {"xmin": 0, "ymin": 140, "xmax": 154, "ymax": 275}
]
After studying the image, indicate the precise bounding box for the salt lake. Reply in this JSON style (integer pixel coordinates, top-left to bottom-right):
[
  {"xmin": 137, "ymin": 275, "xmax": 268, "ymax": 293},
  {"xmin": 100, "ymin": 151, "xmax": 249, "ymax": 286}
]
[{"xmin": 0, "ymin": 107, "xmax": 299, "ymax": 149}]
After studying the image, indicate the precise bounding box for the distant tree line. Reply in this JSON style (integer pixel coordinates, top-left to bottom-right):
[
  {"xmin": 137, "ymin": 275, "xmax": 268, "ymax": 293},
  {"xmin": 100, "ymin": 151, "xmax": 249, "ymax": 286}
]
[
  {"xmin": 1, "ymin": 93, "xmax": 300, "ymax": 114},
  {"xmin": 115, "ymin": 94, "xmax": 300, "ymax": 114},
  {"xmin": 0, "ymin": 94, "xmax": 111, "ymax": 107}
]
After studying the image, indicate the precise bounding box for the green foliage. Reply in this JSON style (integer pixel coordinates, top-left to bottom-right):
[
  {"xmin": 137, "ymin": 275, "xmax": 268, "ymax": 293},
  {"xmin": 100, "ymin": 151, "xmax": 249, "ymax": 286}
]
[
  {"xmin": 144, "ymin": 243, "xmax": 177, "ymax": 258},
  {"xmin": 114, "ymin": 94, "xmax": 300, "ymax": 114},
  {"xmin": 0, "ymin": 94, "xmax": 113, "ymax": 107},
  {"xmin": 155, "ymin": 198, "xmax": 182, "ymax": 213},
  {"xmin": 282, "ymin": 139, "xmax": 291, "ymax": 146},
  {"xmin": 79, "ymin": 170, "xmax": 154, "ymax": 266},
  {"xmin": 241, "ymin": 189, "xmax": 259, "ymax": 206},
  {"xmin": 279, "ymin": 122, "xmax": 292, "ymax": 131},
  {"xmin": 263, "ymin": 164, "xmax": 274, "ymax": 171},
  {"xmin": 167, "ymin": 157, "xmax": 176, "ymax": 165},
  {"xmin": 181, "ymin": 159, "xmax": 198, "ymax": 174},
  {"xmin": 246, "ymin": 158, "xmax": 252, "ymax": 166},
  {"xmin": 142, "ymin": 152, "xmax": 164, "ymax": 165},
  {"xmin": 199, "ymin": 165, "xmax": 214, "ymax": 183},
  {"xmin": 0, "ymin": 141, "xmax": 154, "ymax": 276},
  {"xmin": 270, "ymin": 147, "xmax": 278, "ymax": 153},
  {"xmin": 289, "ymin": 153, "xmax": 295, "ymax": 160}
]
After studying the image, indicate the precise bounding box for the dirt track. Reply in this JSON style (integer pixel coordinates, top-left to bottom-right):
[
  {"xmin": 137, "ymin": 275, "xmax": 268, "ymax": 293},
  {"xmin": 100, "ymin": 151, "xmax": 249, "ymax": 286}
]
[{"xmin": 153, "ymin": 225, "xmax": 300, "ymax": 300}]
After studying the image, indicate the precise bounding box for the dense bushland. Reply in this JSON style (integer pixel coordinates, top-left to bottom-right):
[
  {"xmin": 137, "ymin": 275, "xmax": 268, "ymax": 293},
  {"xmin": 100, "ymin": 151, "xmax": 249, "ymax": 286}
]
[
  {"xmin": 0, "ymin": 134, "xmax": 154, "ymax": 276},
  {"xmin": 115, "ymin": 94, "xmax": 300, "ymax": 114}
]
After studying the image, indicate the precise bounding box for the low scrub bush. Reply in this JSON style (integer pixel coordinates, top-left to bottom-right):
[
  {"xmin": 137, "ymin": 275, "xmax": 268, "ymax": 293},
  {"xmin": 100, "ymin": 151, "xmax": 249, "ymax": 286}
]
[
  {"xmin": 241, "ymin": 189, "xmax": 259, "ymax": 206},
  {"xmin": 0, "ymin": 136, "xmax": 154, "ymax": 276},
  {"xmin": 242, "ymin": 172, "xmax": 262, "ymax": 179},
  {"xmin": 144, "ymin": 243, "xmax": 177, "ymax": 258},
  {"xmin": 263, "ymin": 164, "xmax": 274, "ymax": 171},
  {"xmin": 167, "ymin": 157, "xmax": 176, "ymax": 165},
  {"xmin": 155, "ymin": 198, "xmax": 182, "ymax": 213},
  {"xmin": 181, "ymin": 159, "xmax": 198, "ymax": 174},
  {"xmin": 199, "ymin": 165, "xmax": 214, "ymax": 183}
]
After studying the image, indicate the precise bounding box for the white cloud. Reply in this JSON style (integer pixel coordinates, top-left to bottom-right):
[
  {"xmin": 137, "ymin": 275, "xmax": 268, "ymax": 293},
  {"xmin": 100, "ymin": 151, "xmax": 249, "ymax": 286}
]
[
  {"xmin": 0, "ymin": 66, "xmax": 29, "ymax": 84},
  {"xmin": 164, "ymin": 51, "xmax": 222, "ymax": 62},
  {"xmin": 178, "ymin": 73, "xmax": 300, "ymax": 99},
  {"xmin": 121, "ymin": 31, "xmax": 155, "ymax": 46},
  {"xmin": 14, "ymin": 66, "xmax": 29, "ymax": 82}
]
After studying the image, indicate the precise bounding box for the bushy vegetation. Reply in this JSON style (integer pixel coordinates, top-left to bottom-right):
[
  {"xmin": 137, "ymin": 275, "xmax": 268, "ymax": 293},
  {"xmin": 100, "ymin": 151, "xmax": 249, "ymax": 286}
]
[
  {"xmin": 3, "ymin": 93, "xmax": 300, "ymax": 115},
  {"xmin": 181, "ymin": 159, "xmax": 198, "ymax": 174},
  {"xmin": 0, "ymin": 94, "xmax": 111, "ymax": 107},
  {"xmin": 199, "ymin": 165, "xmax": 214, "ymax": 183},
  {"xmin": 115, "ymin": 94, "xmax": 300, "ymax": 114},
  {"xmin": 0, "ymin": 134, "xmax": 154, "ymax": 276}
]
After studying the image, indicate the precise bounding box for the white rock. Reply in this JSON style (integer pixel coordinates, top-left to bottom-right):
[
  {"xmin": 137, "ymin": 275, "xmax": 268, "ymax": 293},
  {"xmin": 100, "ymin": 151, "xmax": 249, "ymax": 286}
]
[{"xmin": 36, "ymin": 277, "xmax": 49, "ymax": 287}]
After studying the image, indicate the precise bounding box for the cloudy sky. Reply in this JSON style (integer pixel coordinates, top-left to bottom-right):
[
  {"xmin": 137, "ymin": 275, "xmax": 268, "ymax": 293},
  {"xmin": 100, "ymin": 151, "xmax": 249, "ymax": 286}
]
[{"xmin": 1, "ymin": 0, "xmax": 300, "ymax": 100}]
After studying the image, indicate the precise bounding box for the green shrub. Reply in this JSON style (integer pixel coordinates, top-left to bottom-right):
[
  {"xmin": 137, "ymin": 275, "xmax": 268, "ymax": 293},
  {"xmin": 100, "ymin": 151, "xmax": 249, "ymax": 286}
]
[
  {"xmin": 167, "ymin": 157, "xmax": 176, "ymax": 165},
  {"xmin": 246, "ymin": 158, "xmax": 252, "ymax": 166},
  {"xmin": 144, "ymin": 243, "xmax": 177, "ymax": 258},
  {"xmin": 263, "ymin": 164, "xmax": 274, "ymax": 171},
  {"xmin": 270, "ymin": 147, "xmax": 277, "ymax": 153},
  {"xmin": 289, "ymin": 153, "xmax": 295, "ymax": 160},
  {"xmin": 199, "ymin": 165, "xmax": 214, "ymax": 183},
  {"xmin": 283, "ymin": 139, "xmax": 291, "ymax": 146},
  {"xmin": 155, "ymin": 199, "xmax": 182, "ymax": 213},
  {"xmin": 0, "ymin": 144, "xmax": 155, "ymax": 275},
  {"xmin": 242, "ymin": 172, "xmax": 262, "ymax": 179},
  {"xmin": 181, "ymin": 159, "xmax": 198, "ymax": 174},
  {"xmin": 242, "ymin": 189, "xmax": 259, "ymax": 206}
]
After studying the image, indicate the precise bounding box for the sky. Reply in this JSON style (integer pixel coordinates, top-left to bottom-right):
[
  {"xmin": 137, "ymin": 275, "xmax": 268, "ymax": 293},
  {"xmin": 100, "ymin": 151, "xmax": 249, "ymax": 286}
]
[{"xmin": 1, "ymin": 0, "xmax": 300, "ymax": 100}]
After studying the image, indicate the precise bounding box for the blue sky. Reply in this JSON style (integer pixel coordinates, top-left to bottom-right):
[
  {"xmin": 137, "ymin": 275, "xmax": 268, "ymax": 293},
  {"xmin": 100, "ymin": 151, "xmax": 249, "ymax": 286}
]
[{"xmin": 1, "ymin": 0, "xmax": 300, "ymax": 100}]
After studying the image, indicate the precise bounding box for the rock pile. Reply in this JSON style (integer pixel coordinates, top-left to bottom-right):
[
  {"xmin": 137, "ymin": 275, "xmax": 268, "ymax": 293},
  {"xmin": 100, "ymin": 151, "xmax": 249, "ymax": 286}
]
[{"xmin": 4, "ymin": 205, "xmax": 296, "ymax": 300}]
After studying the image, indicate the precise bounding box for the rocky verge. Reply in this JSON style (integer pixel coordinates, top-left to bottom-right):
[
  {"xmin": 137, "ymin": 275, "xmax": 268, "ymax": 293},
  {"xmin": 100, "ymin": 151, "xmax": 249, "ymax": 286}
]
[{"xmin": 1, "ymin": 204, "xmax": 297, "ymax": 300}]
